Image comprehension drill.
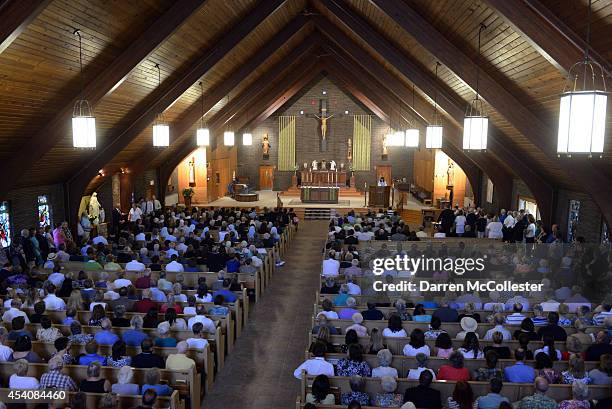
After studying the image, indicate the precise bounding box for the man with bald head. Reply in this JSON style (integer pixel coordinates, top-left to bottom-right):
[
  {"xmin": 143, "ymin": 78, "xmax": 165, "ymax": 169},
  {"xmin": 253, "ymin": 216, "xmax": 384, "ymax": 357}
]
[{"xmin": 517, "ymin": 377, "xmax": 557, "ymax": 409}]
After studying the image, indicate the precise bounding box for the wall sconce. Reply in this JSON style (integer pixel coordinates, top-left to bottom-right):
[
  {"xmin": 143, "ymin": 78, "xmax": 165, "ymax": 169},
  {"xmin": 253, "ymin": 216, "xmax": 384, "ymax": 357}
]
[{"xmin": 98, "ymin": 169, "xmax": 105, "ymax": 177}]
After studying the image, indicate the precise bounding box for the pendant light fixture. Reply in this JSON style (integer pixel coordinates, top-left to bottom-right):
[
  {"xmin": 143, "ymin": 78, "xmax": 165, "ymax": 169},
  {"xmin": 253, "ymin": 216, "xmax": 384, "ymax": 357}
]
[
  {"xmin": 426, "ymin": 62, "xmax": 443, "ymax": 149},
  {"xmin": 224, "ymin": 95, "xmax": 234, "ymax": 146},
  {"xmin": 557, "ymin": 0, "xmax": 607, "ymax": 157},
  {"xmin": 463, "ymin": 23, "xmax": 488, "ymax": 151},
  {"xmin": 152, "ymin": 64, "xmax": 169, "ymax": 148},
  {"xmin": 405, "ymin": 84, "xmax": 420, "ymax": 148},
  {"xmin": 72, "ymin": 29, "xmax": 96, "ymax": 149},
  {"xmin": 196, "ymin": 82, "xmax": 210, "ymax": 146}
]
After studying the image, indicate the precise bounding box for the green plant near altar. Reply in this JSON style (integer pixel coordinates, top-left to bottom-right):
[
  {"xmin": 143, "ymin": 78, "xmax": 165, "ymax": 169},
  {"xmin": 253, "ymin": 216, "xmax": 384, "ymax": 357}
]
[{"xmin": 182, "ymin": 188, "xmax": 194, "ymax": 198}]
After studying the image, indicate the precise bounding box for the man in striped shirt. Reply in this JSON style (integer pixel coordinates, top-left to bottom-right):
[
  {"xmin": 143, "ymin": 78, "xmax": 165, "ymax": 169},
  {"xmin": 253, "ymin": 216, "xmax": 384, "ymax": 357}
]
[{"xmin": 505, "ymin": 303, "xmax": 526, "ymax": 325}]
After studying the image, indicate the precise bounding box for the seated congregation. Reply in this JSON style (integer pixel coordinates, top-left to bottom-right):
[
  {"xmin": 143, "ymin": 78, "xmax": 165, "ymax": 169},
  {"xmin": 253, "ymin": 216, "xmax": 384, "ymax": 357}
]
[
  {"xmin": 0, "ymin": 205, "xmax": 295, "ymax": 408},
  {"xmin": 294, "ymin": 210, "xmax": 612, "ymax": 409}
]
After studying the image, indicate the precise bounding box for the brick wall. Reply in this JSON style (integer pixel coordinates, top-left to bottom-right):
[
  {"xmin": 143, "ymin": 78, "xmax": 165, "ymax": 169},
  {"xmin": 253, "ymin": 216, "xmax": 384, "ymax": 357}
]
[
  {"xmin": 237, "ymin": 77, "xmax": 413, "ymax": 190},
  {"xmin": 4, "ymin": 183, "xmax": 65, "ymax": 237}
]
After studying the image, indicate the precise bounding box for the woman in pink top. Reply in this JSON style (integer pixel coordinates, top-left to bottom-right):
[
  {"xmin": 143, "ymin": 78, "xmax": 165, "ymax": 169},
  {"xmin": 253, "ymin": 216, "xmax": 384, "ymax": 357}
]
[
  {"xmin": 52, "ymin": 224, "xmax": 66, "ymax": 248},
  {"xmin": 434, "ymin": 333, "xmax": 454, "ymax": 358}
]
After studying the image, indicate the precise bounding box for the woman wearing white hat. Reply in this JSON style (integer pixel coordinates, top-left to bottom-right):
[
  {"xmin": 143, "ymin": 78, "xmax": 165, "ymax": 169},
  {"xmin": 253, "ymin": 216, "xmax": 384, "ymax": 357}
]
[{"xmin": 456, "ymin": 317, "xmax": 479, "ymax": 341}]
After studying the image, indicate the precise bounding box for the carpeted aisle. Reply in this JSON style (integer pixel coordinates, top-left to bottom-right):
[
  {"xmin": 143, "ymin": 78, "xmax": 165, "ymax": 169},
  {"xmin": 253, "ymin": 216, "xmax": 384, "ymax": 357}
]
[{"xmin": 201, "ymin": 220, "xmax": 328, "ymax": 409}]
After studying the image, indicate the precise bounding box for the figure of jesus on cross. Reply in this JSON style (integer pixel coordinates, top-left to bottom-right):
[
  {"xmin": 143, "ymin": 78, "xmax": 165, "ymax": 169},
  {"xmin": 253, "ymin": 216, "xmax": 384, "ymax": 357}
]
[{"xmin": 313, "ymin": 112, "xmax": 334, "ymax": 140}]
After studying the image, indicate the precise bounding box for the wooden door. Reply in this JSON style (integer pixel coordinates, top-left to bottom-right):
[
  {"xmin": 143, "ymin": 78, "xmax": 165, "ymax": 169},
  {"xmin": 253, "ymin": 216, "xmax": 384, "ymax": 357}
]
[
  {"xmin": 376, "ymin": 165, "xmax": 392, "ymax": 185},
  {"xmin": 259, "ymin": 165, "xmax": 274, "ymax": 190}
]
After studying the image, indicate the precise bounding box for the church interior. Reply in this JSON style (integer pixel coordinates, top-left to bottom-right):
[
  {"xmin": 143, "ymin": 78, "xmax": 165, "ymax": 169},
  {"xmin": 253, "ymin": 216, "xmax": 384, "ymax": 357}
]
[{"xmin": 0, "ymin": 1, "xmax": 611, "ymax": 409}]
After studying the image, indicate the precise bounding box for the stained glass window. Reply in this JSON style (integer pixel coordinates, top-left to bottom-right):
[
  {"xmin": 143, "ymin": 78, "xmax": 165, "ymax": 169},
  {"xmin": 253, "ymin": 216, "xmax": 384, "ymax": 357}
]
[
  {"xmin": 37, "ymin": 195, "xmax": 51, "ymax": 228},
  {"xmin": 567, "ymin": 200, "xmax": 580, "ymax": 242},
  {"xmin": 0, "ymin": 202, "xmax": 10, "ymax": 248}
]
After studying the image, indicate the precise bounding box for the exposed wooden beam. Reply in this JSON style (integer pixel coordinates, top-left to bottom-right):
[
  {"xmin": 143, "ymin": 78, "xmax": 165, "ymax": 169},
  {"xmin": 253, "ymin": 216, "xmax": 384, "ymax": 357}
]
[
  {"xmin": 65, "ymin": 0, "xmax": 287, "ymax": 224},
  {"xmin": 367, "ymin": 0, "xmax": 612, "ymax": 226},
  {"xmin": 314, "ymin": 19, "xmax": 514, "ymax": 208},
  {"xmin": 0, "ymin": 0, "xmax": 50, "ymax": 54},
  {"xmin": 159, "ymin": 58, "xmax": 322, "ymax": 189},
  {"xmin": 322, "ymin": 55, "xmax": 483, "ymax": 204},
  {"xmin": 484, "ymin": 0, "xmax": 611, "ymax": 77},
  {"xmin": 122, "ymin": 16, "xmax": 313, "ymax": 181},
  {"xmin": 0, "ymin": 0, "xmax": 209, "ymax": 198}
]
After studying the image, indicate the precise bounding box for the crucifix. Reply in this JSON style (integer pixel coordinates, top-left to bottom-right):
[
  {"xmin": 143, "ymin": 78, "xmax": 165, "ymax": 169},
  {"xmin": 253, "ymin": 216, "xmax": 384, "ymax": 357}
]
[{"xmin": 305, "ymin": 98, "xmax": 334, "ymax": 151}]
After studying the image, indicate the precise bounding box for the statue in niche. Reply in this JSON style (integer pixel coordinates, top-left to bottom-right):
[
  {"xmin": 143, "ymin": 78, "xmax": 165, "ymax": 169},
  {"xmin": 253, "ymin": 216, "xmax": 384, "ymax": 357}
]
[
  {"xmin": 262, "ymin": 134, "xmax": 271, "ymax": 159},
  {"xmin": 382, "ymin": 134, "xmax": 389, "ymax": 158},
  {"xmin": 447, "ymin": 159, "xmax": 455, "ymax": 187},
  {"xmin": 330, "ymin": 160, "xmax": 337, "ymax": 171},
  {"xmin": 347, "ymin": 138, "xmax": 353, "ymax": 161},
  {"xmin": 188, "ymin": 157, "xmax": 196, "ymax": 187},
  {"xmin": 88, "ymin": 192, "xmax": 102, "ymax": 226},
  {"xmin": 311, "ymin": 159, "xmax": 318, "ymax": 170}
]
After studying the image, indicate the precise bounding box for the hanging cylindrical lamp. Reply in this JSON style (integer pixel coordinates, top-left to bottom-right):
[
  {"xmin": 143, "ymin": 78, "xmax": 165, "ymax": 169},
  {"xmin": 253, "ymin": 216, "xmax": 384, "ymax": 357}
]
[
  {"xmin": 72, "ymin": 29, "xmax": 96, "ymax": 149},
  {"xmin": 463, "ymin": 24, "xmax": 488, "ymax": 151},
  {"xmin": 426, "ymin": 62, "xmax": 443, "ymax": 149},
  {"xmin": 557, "ymin": 0, "xmax": 607, "ymax": 157},
  {"xmin": 152, "ymin": 64, "xmax": 169, "ymax": 148},
  {"xmin": 196, "ymin": 82, "xmax": 210, "ymax": 146},
  {"xmin": 405, "ymin": 84, "xmax": 420, "ymax": 148}
]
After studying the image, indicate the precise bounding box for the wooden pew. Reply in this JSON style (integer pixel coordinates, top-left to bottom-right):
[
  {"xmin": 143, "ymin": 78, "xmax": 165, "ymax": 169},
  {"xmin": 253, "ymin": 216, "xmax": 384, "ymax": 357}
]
[
  {"xmin": 20, "ymin": 323, "xmax": 225, "ymax": 372},
  {"xmin": 301, "ymin": 375, "xmax": 612, "ymax": 403},
  {"xmin": 0, "ymin": 389, "xmax": 180, "ymax": 409},
  {"xmin": 309, "ymin": 352, "xmax": 598, "ymax": 374},
  {"xmin": 5, "ymin": 339, "xmax": 215, "ymax": 393},
  {"xmin": 316, "ymin": 334, "xmax": 575, "ymax": 355},
  {"xmin": 0, "ymin": 362, "xmax": 200, "ymax": 409},
  {"xmin": 321, "ymin": 318, "xmax": 598, "ymax": 339}
]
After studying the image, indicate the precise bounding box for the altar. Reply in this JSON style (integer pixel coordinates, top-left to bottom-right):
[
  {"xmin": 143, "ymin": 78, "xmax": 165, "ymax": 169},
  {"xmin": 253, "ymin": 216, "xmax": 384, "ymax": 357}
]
[
  {"xmin": 300, "ymin": 170, "xmax": 347, "ymax": 186},
  {"xmin": 300, "ymin": 186, "xmax": 339, "ymax": 203}
]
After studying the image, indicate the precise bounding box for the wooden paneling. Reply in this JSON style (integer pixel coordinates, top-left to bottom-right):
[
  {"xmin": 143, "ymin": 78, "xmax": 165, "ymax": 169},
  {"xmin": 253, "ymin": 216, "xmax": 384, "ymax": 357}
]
[{"xmin": 259, "ymin": 165, "xmax": 275, "ymax": 190}]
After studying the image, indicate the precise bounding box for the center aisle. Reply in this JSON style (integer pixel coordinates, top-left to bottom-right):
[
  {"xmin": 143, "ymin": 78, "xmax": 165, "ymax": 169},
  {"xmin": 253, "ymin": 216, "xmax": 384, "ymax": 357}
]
[{"xmin": 201, "ymin": 220, "xmax": 328, "ymax": 409}]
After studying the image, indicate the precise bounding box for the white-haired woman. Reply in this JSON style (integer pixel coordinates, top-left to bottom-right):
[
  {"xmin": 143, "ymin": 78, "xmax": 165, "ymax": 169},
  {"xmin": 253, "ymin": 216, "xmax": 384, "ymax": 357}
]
[
  {"xmin": 407, "ymin": 352, "xmax": 436, "ymax": 381},
  {"xmin": 372, "ymin": 349, "xmax": 398, "ymax": 378},
  {"xmin": 111, "ymin": 365, "xmax": 140, "ymax": 395},
  {"xmin": 9, "ymin": 359, "xmax": 39, "ymax": 389},
  {"xmin": 558, "ymin": 380, "xmax": 593, "ymax": 409},
  {"xmin": 346, "ymin": 313, "xmax": 368, "ymax": 337},
  {"xmin": 154, "ymin": 322, "xmax": 177, "ymax": 348},
  {"xmin": 373, "ymin": 376, "xmax": 403, "ymax": 407}
]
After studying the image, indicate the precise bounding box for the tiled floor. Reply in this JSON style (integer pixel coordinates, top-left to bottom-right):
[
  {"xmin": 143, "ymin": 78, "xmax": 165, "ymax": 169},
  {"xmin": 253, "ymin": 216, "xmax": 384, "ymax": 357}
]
[{"xmin": 201, "ymin": 221, "xmax": 328, "ymax": 409}]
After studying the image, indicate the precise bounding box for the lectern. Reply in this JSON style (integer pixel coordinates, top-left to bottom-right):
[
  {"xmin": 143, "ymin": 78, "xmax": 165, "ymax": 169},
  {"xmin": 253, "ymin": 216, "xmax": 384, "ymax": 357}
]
[{"xmin": 368, "ymin": 186, "xmax": 390, "ymax": 207}]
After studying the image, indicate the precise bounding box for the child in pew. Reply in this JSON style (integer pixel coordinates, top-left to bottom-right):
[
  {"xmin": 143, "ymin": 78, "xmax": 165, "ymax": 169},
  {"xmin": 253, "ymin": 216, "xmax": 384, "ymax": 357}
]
[{"xmin": 51, "ymin": 336, "xmax": 75, "ymax": 365}]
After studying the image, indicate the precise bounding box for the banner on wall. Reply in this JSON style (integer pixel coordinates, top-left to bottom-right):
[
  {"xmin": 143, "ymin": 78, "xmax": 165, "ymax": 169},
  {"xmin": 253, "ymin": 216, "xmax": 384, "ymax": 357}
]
[
  {"xmin": 353, "ymin": 115, "xmax": 371, "ymax": 171},
  {"xmin": 278, "ymin": 116, "xmax": 296, "ymax": 171}
]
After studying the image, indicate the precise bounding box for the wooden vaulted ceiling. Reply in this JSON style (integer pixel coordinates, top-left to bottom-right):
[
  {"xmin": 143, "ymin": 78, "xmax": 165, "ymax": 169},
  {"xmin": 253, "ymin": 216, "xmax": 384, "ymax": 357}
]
[{"xmin": 0, "ymin": 0, "xmax": 611, "ymax": 222}]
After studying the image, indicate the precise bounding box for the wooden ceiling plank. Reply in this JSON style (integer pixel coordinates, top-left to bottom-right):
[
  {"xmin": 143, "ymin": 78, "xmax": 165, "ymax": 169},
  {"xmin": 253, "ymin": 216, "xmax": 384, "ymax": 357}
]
[
  {"xmin": 0, "ymin": 0, "xmax": 209, "ymax": 198},
  {"xmin": 64, "ymin": 0, "xmax": 289, "ymax": 217},
  {"xmin": 0, "ymin": 0, "xmax": 51, "ymax": 54},
  {"xmin": 485, "ymin": 0, "xmax": 612, "ymax": 77}
]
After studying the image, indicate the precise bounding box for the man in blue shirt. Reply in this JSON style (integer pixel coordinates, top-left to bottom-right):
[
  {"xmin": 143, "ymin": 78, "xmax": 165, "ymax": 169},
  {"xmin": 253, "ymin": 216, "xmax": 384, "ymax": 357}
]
[
  {"xmin": 476, "ymin": 378, "xmax": 509, "ymax": 409},
  {"xmin": 122, "ymin": 315, "xmax": 149, "ymax": 347},
  {"xmin": 504, "ymin": 349, "xmax": 535, "ymax": 383},
  {"xmin": 212, "ymin": 279, "xmax": 237, "ymax": 303},
  {"xmin": 93, "ymin": 318, "xmax": 120, "ymax": 345},
  {"xmin": 78, "ymin": 340, "xmax": 107, "ymax": 366}
]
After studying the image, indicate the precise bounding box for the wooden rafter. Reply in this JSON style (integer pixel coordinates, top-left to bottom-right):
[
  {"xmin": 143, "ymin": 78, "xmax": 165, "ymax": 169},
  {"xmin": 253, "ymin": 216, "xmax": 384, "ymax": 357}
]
[{"xmin": 0, "ymin": 0, "xmax": 50, "ymax": 54}]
